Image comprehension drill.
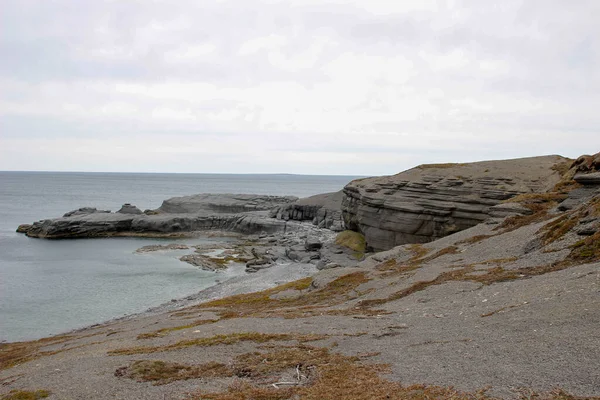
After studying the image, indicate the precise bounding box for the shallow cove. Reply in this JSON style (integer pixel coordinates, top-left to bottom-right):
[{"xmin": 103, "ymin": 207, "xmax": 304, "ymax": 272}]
[
  {"xmin": 0, "ymin": 172, "xmax": 358, "ymax": 342},
  {"xmin": 0, "ymin": 236, "xmax": 237, "ymax": 342}
]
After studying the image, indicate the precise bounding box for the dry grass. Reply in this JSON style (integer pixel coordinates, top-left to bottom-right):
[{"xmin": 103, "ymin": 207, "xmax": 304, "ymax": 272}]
[
  {"xmin": 335, "ymin": 230, "xmax": 366, "ymax": 258},
  {"xmin": 137, "ymin": 319, "xmax": 217, "ymax": 340},
  {"xmin": 0, "ymin": 390, "xmax": 51, "ymax": 400},
  {"xmin": 418, "ymin": 246, "xmax": 460, "ymax": 263},
  {"xmin": 116, "ymin": 360, "xmax": 232, "ymax": 385},
  {"xmin": 496, "ymin": 192, "xmax": 571, "ymax": 233},
  {"xmin": 193, "ymin": 273, "xmax": 370, "ymax": 320},
  {"xmin": 0, "ymin": 335, "xmax": 77, "ymax": 370},
  {"xmin": 540, "ymin": 213, "xmax": 578, "ymax": 245},
  {"xmin": 518, "ymin": 388, "xmax": 600, "ymax": 400},
  {"xmin": 417, "ymin": 163, "xmax": 468, "ymax": 169},
  {"xmin": 109, "ymin": 332, "xmax": 327, "ymax": 356},
  {"xmin": 375, "ymin": 245, "xmax": 458, "ymax": 277},
  {"xmin": 538, "ymin": 196, "xmax": 600, "ymax": 250},
  {"xmin": 569, "ymin": 231, "xmax": 600, "ymax": 263},
  {"xmin": 189, "ymin": 344, "xmax": 493, "ymax": 400},
  {"xmin": 456, "ymin": 235, "xmax": 494, "ymax": 245},
  {"xmin": 359, "ymin": 260, "xmax": 574, "ymax": 309},
  {"xmin": 407, "ymin": 244, "xmax": 430, "ymax": 262}
]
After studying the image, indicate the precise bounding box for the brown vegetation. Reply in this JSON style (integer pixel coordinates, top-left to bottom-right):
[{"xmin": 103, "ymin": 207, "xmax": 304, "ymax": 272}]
[
  {"xmin": 0, "ymin": 390, "xmax": 50, "ymax": 400},
  {"xmin": 360, "ymin": 259, "xmax": 577, "ymax": 309},
  {"xmin": 116, "ymin": 360, "xmax": 231, "ymax": 385},
  {"xmin": 194, "ymin": 272, "xmax": 370, "ymax": 320},
  {"xmin": 417, "ymin": 163, "xmax": 468, "ymax": 169},
  {"xmin": 109, "ymin": 332, "xmax": 326, "ymax": 356},
  {"xmin": 137, "ymin": 319, "xmax": 217, "ymax": 340}
]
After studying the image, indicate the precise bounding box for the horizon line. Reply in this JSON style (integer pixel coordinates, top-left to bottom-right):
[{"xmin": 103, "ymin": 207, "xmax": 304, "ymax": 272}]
[{"xmin": 0, "ymin": 170, "xmax": 370, "ymax": 177}]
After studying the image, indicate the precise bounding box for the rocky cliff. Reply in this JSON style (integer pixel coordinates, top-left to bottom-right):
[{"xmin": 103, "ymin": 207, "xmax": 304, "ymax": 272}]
[{"xmin": 342, "ymin": 155, "xmax": 570, "ymax": 251}]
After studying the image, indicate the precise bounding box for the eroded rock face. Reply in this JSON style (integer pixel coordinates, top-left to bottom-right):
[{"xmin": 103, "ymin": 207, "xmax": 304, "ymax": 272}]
[
  {"xmin": 159, "ymin": 193, "xmax": 297, "ymax": 214},
  {"xmin": 342, "ymin": 155, "xmax": 569, "ymax": 251},
  {"xmin": 270, "ymin": 191, "xmax": 345, "ymax": 231}
]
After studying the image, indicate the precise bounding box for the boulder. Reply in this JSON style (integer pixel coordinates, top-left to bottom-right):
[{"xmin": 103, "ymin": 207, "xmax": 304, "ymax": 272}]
[
  {"xmin": 117, "ymin": 204, "xmax": 143, "ymax": 215},
  {"xmin": 574, "ymin": 172, "xmax": 600, "ymax": 186},
  {"xmin": 304, "ymin": 237, "xmax": 323, "ymax": 251}
]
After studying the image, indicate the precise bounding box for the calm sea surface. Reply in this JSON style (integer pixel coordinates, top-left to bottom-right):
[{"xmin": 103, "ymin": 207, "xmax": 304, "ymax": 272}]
[{"xmin": 0, "ymin": 172, "xmax": 360, "ymax": 342}]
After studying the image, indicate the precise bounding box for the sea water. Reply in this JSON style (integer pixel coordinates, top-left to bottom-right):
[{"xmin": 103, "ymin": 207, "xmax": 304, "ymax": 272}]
[{"xmin": 0, "ymin": 172, "xmax": 361, "ymax": 342}]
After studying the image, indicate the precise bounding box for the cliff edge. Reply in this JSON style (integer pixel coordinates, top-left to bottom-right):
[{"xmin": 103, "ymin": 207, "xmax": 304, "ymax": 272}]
[{"xmin": 342, "ymin": 155, "xmax": 569, "ymax": 251}]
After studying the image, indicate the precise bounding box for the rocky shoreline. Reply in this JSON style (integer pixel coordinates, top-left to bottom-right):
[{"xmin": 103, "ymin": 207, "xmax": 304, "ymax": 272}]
[{"xmin": 3, "ymin": 153, "xmax": 600, "ymax": 399}]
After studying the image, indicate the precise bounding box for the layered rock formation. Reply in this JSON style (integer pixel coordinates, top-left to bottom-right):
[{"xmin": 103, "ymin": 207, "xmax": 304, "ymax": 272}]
[
  {"xmin": 342, "ymin": 155, "xmax": 570, "ymax": 251},
  {"xmin": 17, "ymin": 194, "xmax": 300, "ymax": 239},
  {"xmin": 269, "ymin": 191, "xmax": 345, "ymax": 231},
  {"xmin": 158, "ymin": 193, "xmax": 297, "ymax": 214}
]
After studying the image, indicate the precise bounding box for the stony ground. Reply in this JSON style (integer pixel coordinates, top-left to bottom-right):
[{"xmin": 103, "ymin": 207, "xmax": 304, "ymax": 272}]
[{"xmin": 2, "ymin": 190, "xmax": 600, "ymax": 400}]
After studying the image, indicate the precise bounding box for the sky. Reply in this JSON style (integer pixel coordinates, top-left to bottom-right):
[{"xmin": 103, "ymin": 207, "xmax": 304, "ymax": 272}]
[{"xmin": 1, "ymin": 0, "xmax": 599, "ymax": 175}]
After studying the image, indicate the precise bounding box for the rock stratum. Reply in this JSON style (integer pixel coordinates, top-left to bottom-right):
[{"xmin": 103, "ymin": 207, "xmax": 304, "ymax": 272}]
[
  {"xmin": 17, "ymin": 194, "xmax": 300, "ymax": 239},
  {"xmin": 342, "ymin": 155, "xmax": 569, "ymax": 251}
]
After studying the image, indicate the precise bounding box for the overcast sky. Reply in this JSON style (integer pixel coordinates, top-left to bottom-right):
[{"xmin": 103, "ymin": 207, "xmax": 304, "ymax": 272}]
[{"xmin": 1, "ymin": 0, "xmax": 599, "ymax": 175}]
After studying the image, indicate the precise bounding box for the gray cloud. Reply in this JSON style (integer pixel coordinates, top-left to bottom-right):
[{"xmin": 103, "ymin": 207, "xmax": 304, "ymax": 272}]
[{"xmin": 1, "ymin": 0, "xmax": 599, "ymax": 174}]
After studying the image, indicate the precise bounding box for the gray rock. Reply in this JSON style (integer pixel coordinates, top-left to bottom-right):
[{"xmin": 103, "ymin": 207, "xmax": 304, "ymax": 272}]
[
  {"xmin": 117, "ymin": 204, "xmax": 143, "ymax": 215},
  {"xmin": 316, "ymin": 262, "xmax": 343, "ymax": 270},
  {"xmin": 304, "ymin": 237, "xmax": 323, "ymax": 251},
  {"xmin": 342, "ymin": 155, "xmax": 568, "ymax": 251},
  {"xmin": 574, "ymin": 172, "xmax": 600, "ymax": 186},
  {"xmin": 271, "ymin": 191, "xmax": 346, "ymax": 230},
  {"xmin": 16, "ymin": 224, "xmax": 32, "ymax": 233},
  {"xmin": 19, "ymin": 194, "xmax": 308, "ymax": 239},
  {"xmin": 489, "ymin": 202, "xmax": 533, "ymax": 218},
  {"xmin": 63, "ymin": 207, "xmax": 110, "ymax": 218},
  {"xmin": 159, "ymin": 193, "xmax": 297, "ymax": 214}
]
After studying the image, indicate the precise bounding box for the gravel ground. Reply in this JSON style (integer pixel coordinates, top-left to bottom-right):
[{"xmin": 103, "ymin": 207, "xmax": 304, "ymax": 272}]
[{"xmin": 2, "ymin": 207, "xmax": 599, "ymax": 399}]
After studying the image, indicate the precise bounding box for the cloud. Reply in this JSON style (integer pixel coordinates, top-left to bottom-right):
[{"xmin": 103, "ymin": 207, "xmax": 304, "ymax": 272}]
[{"xmin": 0, "ymin": 0, "xmax": 599, "ymax": 174}]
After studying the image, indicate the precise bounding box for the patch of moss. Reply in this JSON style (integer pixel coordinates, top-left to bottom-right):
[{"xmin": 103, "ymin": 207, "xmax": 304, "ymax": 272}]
[
  {"xmin": 0, "ymin": 390, "xmax": 50, "ymax": 400},
  {"xmin": 335, "ymin": 230, "xmax": 366, "ymax": 258}
]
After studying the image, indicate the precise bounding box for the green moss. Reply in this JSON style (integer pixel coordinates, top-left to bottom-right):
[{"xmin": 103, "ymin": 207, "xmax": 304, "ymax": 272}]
[
  {"xmin": 335, "ymin": 230, "xmax": 366, "ymax": 258},
  {"xmin": 0, "ymin": 390, "xmax": 50, "ymax": 400}
]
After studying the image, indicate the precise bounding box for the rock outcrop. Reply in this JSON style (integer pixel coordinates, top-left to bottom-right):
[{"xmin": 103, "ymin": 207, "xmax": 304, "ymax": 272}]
[
  {"xmin": 342, "ymin": 155, "xmax": 570, "ymax": 251},
  {"xmin": 18, "ymin": 194, "xmax": 302, "ymax": 239},
  {"xmin": 270, "ymin": 191, "xmax": 345, "ymax": 231},
  {"xmin": 159, "ymin": 193, "xmax": 297, "ymax": 214},
  {"xmin": 117, "ymin": 204, "xmax": 143, "ymax": 215}
]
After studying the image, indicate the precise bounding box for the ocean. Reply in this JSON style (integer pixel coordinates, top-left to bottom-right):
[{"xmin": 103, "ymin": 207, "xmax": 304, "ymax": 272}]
[{"xmin": 0, "ymin": 172, "xmax": 360, "ymax": 342}]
